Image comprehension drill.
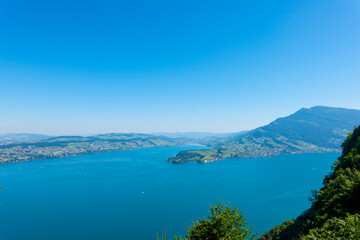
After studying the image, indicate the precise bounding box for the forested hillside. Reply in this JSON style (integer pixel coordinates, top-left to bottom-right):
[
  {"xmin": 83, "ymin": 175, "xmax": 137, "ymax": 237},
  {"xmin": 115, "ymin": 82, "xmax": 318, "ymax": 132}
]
[{"xmin": 260, "ymin": 125, "xmax": 360, "ymax": 239}]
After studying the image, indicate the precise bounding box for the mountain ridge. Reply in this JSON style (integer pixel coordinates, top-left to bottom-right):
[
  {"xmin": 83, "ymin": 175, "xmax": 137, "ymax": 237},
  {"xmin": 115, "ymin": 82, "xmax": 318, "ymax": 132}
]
[
  {"xmin": 167, "ymin": 106, "xmax": 360, "ymax": 163},
  {"xmin": 2, "ymin": 106, "xmax": 360, "ymax": 165},
  {"xmin": 0, "ymin": 133, "xmax": 51, "ymax": 142}
]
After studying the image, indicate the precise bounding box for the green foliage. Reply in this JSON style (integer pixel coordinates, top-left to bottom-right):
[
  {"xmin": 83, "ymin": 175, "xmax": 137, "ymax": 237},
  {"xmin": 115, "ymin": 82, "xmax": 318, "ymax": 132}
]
[
  {"xmin": 186, "ymin": 202, "xmax": 255, "ymax": 240},
  {"xmin": 316, "ymin": 168, "xmax": 360, "ymax": 217},
  {"xmin": 341, "ymin": 126, "xmax": 360, "ymax": 157},
  {"xmin": 158, "ymin": 202, "xmax": 254, "ymax": 240},
  {"xmin": 257, "ymin": 220, "xmax": 295, "ymax": 240},
  {"xmin": 260, "ymin": 125, "xmax": 360, "ymax": 240},
  {"xmin": 304, "ymin": 214, "xmax": 360, "ymax": 240},
  {"xmin": 156, "ymin": 231, "xmax": 188, "ymax": 240}
]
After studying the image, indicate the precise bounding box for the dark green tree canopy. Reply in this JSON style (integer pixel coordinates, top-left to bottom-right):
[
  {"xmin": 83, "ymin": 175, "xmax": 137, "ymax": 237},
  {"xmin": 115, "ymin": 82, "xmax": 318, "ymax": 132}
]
[{"xmin": 260, "ymin": 125, "xmax": 360, "ymax": 240}]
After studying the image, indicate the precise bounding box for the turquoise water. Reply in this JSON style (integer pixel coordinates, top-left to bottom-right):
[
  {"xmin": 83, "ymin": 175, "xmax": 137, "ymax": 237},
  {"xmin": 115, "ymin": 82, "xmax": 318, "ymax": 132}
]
[{"xmin": 0, "ymin": 145, "xmax": 338, "ymax": 240}]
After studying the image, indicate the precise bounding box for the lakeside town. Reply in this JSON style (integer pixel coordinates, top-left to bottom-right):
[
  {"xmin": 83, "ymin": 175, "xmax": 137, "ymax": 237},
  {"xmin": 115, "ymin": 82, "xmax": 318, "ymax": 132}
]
[{"xmin": 0, "ymin": 134, "xmax": 185, "ymax": 164}]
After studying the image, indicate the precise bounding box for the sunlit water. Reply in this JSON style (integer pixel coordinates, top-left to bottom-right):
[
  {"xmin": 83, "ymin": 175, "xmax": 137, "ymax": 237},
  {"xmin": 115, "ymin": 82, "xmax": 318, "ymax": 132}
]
[{"xmin": 0, "ymin": 145, "xmax": 338, "ymax": 239}]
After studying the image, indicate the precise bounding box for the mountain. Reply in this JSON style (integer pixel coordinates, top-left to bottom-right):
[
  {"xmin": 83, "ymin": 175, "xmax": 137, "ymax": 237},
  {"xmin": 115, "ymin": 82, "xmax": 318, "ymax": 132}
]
[
  {"xmin": 0, "ymin": 133, "xmax": 188, "ymax": 164},
  {"xmin": 3, "ymin": 106, "xmax": 360, "ymax": 165},
  {"xmin": 152, "ymin": 131, "xmax": 247, "ymax": 139},
  {"xmin": 0, "ymin": 133, "xmax": 51, "ymax": 142},
  {"xmin": 168, "ymin": 106, "xmax": 360, "ymax": 163},
  {"xmin": 250, "ymin": 106, "xmax": 360, "ymax": 148}
]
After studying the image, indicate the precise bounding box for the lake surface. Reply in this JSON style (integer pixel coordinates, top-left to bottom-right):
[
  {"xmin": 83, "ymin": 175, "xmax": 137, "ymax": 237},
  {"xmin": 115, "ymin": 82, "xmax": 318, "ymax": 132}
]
[{"xmin": 0, "ymin": 145, "xmax": 338, "ymax": 240}]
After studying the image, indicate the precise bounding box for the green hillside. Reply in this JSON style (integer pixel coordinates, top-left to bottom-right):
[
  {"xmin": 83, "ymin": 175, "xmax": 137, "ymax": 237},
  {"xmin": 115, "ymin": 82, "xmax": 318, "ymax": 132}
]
[
  {"xmin": 168, "ymin": 106, "xmax": 360, "ymax": 163},
  {"xmin": 259, "ymin": 125, "xmax": 360, "ymax": 239}
]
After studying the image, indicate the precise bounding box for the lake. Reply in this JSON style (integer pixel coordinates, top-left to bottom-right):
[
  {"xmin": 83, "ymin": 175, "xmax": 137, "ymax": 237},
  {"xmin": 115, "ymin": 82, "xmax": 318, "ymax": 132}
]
[{"xmin": 0, "ymin": 145, "xmax": 338, "ymax": 240}]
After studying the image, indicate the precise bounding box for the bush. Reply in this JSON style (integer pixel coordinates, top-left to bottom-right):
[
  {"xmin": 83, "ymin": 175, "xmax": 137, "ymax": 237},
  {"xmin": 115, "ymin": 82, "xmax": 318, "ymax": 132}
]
[{"xmin": 186, "ymin": 202, "xmax": 255, "ymax": 240}]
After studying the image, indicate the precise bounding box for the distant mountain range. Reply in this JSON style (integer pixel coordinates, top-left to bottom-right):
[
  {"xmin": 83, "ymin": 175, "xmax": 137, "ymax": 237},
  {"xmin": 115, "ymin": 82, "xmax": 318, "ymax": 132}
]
[
  {"xmin": 2, "ymin": 106, "xmax": 360, "ymax": 165},
  {"xmin": 0, "ymin": 133, "xmax": 51, "ymax": 142},
  {"xmin": 168, "ymin": 106, "xmax": 360, "ymax": 163},
  {"xmin": 152, "ymin": 131, "xmax": 247, "ymax": 139}
]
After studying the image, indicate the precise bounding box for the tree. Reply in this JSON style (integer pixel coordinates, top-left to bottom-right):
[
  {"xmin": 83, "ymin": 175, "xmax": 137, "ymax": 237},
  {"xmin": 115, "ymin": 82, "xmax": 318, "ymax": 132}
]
[
  {"xmin": 305, "ymin": 214, "xmax": 360, "ymax": 240},
  {"xmin": 186, "ymin": 202, "xmax": 255, "ymax": 240}
]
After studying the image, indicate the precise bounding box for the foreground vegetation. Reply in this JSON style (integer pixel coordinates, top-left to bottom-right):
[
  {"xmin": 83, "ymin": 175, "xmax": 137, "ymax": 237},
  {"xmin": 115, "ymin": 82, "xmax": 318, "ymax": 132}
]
[
  {"xmin": 260, "ymin": 125, "xmax": 360, "ymax": 239},
  {"xmin": 158, "ymin": 202, "xmax": 255, "ymax": 240}
]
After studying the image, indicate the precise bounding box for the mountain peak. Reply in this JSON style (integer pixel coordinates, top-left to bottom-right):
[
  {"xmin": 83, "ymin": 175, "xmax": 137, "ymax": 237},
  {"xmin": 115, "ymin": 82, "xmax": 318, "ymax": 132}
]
[{"xmin": 168, "ymin": 106, "xmax": 360, "ymax": 163}]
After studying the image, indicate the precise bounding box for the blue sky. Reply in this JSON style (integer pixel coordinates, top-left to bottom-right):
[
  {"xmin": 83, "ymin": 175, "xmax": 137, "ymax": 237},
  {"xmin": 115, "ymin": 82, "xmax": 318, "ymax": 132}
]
[{"xmin": 1, "ymin": 0, "xmax": 360, "ymax": 134}]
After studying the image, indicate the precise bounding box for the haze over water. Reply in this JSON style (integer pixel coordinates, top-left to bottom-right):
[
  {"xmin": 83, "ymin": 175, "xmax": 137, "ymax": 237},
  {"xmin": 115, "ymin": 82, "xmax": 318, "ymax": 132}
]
[{"xmin": 0, "ymin": 145, "xmax": 338, "ymax": 240}]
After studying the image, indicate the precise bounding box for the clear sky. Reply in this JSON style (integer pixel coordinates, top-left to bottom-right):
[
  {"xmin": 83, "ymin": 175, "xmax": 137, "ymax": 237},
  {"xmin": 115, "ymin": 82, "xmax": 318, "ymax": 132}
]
[{"xmin": 1, "ymin": 0, "xmax": 360, "ymax": 135}]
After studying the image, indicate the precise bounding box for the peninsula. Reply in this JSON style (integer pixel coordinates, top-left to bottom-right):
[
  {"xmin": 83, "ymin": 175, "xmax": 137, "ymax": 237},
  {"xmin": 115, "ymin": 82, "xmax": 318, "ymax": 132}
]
[{"xmin": 167, "ymin": 106, "xmax": 360, "ymax": 163}]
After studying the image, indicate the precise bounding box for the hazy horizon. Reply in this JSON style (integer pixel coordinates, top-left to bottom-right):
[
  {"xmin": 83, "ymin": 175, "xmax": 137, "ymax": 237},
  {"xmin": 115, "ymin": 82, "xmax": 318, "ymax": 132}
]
[
  {"xmin": 1, "ymin": 105, "xmax": 359, "ymax": 136},
  {"xmin": 0, "ymin": 131, "xmax": 239, "ymax": 136},
  {"xmin": 1, "ymin": 0, "xmax": 360, "ymax": 134}
]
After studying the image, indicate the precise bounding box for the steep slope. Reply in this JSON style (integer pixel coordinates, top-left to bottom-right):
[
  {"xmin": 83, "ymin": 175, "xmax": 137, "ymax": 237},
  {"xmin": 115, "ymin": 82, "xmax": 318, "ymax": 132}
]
[
  {"xmin": 259, "ymin": 125, "xmax": 360, "ymax": 239},
  {"xmin": 168, "ymin": 106, "xmax": 360, "ymax": 163},
  {"xmin": 249, "ymin": 106, "xmax": 360, "ymax": 148}
]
